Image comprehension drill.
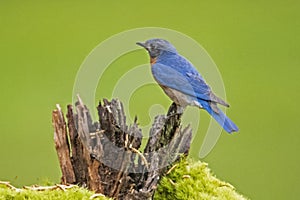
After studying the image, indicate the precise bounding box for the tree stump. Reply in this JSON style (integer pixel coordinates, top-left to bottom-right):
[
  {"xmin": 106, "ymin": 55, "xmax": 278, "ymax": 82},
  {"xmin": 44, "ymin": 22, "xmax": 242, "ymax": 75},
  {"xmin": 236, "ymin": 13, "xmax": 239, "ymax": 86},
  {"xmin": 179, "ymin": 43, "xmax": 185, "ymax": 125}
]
[{"xmin": 52, "ymin": 96, "xmax": 192, "ymax": 200}]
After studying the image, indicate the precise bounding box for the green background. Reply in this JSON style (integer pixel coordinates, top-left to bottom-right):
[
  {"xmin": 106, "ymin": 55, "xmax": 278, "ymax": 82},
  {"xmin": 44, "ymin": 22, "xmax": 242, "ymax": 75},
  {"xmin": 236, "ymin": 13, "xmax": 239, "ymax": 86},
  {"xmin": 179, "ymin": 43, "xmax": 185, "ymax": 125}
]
[{"xmin": 0, "ymin": 1, "xmax": 299, "ymax": 199}]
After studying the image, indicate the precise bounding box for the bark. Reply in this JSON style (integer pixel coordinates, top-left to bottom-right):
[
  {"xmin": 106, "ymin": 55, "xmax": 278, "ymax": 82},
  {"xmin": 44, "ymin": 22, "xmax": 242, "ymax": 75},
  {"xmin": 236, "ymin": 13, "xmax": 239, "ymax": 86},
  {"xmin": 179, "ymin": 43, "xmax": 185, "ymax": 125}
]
[{"xmin": 52, "ymin": 96, "xmax": 192, "ymax": 199}]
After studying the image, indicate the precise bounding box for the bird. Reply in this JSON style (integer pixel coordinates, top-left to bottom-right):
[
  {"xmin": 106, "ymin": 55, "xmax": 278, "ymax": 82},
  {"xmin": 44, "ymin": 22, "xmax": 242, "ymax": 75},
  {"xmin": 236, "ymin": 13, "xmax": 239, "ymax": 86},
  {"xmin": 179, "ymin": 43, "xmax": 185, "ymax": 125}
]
[{"xmin": 136, "ymin": 38, "xmax": 238, "ymax": 133}]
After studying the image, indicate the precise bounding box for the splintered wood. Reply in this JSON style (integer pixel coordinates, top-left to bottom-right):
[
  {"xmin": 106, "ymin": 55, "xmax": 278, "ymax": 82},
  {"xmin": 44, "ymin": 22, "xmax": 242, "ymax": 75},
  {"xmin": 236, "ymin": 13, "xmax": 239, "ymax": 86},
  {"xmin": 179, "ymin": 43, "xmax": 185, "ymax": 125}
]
[{"xmin": 52, "ymin": 97, "xmax": 192, "ymax": 200}]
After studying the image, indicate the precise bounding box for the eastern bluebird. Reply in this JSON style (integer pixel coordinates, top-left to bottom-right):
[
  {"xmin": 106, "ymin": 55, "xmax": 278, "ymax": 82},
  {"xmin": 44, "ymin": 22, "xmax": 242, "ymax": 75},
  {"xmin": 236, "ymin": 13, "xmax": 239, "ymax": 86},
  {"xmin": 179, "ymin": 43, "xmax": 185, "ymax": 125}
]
[{"xmin": 136, "ymin": 38, "xmax": 238, "ymax": 133}]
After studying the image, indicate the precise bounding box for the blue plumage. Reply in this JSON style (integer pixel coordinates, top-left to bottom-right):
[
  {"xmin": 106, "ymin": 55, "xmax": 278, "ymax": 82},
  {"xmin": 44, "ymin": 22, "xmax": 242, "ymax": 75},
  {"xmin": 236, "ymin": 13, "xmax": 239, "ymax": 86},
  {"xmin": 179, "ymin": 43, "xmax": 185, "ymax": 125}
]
[
  {"xmin": 136, "ymin": 39, "xmax": 238, "ymax": 133},
  {"xmin": 200, "ymin": 100, "xmax": 239, "ymax": 133}
]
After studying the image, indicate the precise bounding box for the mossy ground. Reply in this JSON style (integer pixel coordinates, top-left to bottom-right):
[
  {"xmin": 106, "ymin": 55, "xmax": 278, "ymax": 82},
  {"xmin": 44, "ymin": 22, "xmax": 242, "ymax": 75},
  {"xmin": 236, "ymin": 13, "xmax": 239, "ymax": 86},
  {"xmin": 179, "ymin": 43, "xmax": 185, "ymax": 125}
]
[
  {"xmin": 154, "ymin": 159, "xmax": 248, "ymax": 200},
  {"xmin": 0, "ymin": 159, "xmax": 247, "ymax": 200},
  {"xmin": 0, "ymin": 185, "xmax": 111, "ymax": 200}
]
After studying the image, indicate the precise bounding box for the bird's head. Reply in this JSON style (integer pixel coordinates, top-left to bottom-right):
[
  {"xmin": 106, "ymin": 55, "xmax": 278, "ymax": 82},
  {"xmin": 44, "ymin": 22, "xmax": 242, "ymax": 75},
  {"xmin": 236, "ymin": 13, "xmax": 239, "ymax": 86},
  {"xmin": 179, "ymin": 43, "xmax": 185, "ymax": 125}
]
[{"xmin": 136, "ymin": 38, "xmax": 177, "ymax": 59}]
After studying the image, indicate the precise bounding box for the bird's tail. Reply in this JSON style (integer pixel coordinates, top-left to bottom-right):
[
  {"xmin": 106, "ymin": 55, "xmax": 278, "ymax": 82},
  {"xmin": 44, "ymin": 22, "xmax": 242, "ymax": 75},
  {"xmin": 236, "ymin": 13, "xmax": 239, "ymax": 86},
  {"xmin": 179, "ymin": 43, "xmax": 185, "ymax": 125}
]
[{"xmin": 204, "ymin": 104, "xmax": 239, "ymax": 134}]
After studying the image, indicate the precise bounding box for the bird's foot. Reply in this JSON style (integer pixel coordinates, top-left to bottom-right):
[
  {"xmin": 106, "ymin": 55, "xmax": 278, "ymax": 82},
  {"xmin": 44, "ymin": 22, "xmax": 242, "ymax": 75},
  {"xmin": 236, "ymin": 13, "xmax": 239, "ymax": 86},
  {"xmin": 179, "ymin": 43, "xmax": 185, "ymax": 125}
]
[
  {"xmin": 166, "ymin": 103, "xmax": 185, "ymax": 119},
  {"xmin": 167, "ymin": 112, "xmax": 182, "ymax": 119}
]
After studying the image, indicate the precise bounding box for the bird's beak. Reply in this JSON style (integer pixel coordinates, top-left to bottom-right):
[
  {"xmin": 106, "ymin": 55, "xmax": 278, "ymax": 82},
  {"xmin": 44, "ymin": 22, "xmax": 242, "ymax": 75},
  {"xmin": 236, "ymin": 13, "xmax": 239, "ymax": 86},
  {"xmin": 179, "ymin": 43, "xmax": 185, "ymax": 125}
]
[{"xmin": 136, "ymin": 42, "xmax": 147, "ymax": 49}]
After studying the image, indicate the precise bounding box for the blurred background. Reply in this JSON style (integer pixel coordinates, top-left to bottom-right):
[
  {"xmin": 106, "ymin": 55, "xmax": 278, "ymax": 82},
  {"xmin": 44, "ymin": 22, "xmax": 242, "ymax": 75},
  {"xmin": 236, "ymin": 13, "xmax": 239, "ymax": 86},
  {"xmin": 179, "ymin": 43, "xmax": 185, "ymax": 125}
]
[{"xmin": 0, "ymin": 1, "xmax": 299, "ymax": 199}]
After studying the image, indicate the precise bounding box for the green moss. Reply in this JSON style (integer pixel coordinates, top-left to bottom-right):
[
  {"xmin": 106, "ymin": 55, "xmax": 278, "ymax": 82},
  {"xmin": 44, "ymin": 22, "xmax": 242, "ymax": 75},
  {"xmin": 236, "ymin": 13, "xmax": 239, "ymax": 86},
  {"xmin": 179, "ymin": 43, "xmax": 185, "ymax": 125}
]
[
  {"xmin": 154, "ymin": 159, "xmax": 248, "ymax": 200},
  {"xmin": 0, "ymin": 159, "xmax": 247, "ymax": 200},
  {"xmin": 0, "ymin": 185, "xmax": 111, "ymax": 200}
]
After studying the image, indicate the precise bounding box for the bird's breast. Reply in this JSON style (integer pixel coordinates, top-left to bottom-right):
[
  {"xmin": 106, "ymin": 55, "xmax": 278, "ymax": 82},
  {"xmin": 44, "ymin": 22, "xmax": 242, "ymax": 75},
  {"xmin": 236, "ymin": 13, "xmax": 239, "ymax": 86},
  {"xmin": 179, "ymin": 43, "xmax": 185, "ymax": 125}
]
[{"xmin": 150, "ymin": 57, "xmax": 157, "ymax": 64}]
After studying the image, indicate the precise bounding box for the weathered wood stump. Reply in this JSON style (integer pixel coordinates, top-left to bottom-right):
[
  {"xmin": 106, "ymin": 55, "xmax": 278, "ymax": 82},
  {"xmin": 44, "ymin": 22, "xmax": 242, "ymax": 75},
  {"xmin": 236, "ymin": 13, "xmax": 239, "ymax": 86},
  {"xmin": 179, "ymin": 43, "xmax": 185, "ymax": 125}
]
[{"xmin": 52, "ymin": 96, "xmax": 192, "ymax": 199}]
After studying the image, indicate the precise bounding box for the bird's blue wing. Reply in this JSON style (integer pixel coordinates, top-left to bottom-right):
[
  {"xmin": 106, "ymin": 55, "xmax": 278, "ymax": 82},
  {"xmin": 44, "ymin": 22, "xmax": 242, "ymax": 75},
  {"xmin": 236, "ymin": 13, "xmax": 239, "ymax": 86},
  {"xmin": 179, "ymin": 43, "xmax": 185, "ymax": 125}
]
[{"xmin": 151, "ymin": 61, "xmax": 213, "ymax": 102}]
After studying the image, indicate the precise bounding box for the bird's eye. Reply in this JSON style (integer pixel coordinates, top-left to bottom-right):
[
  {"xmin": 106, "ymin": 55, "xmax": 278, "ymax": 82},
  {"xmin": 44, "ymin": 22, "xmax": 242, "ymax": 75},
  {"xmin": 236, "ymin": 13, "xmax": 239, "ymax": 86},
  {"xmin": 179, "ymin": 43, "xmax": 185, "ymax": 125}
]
[{"xmin": 150, "ymin": 44, "xmax": 155, "ymax": 50}]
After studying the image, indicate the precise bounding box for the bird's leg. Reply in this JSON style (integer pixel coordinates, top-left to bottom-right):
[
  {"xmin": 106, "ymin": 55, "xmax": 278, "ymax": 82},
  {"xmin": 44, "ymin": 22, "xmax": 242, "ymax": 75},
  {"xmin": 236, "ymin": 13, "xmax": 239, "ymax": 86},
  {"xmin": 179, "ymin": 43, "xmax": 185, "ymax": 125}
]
[{"xmin": 166, "ymin": 103, "xmax": 185, "ymax": 119}]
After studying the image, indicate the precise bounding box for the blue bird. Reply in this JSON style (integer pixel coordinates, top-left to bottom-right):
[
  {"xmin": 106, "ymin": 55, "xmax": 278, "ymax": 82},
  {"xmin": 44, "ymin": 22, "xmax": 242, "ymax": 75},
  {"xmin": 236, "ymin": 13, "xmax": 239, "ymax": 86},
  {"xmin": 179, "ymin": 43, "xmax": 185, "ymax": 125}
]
[{"xmin": 136, "ymin": 38, "xmax": 239, "ymax": 133}]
